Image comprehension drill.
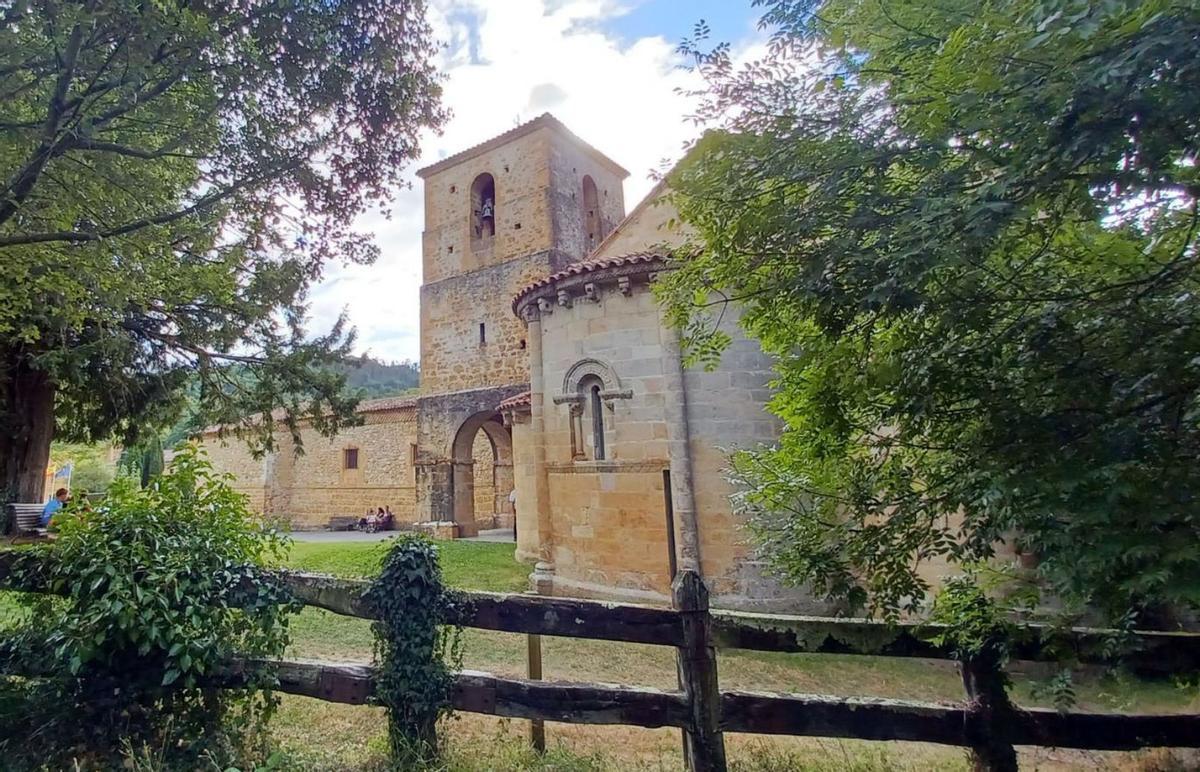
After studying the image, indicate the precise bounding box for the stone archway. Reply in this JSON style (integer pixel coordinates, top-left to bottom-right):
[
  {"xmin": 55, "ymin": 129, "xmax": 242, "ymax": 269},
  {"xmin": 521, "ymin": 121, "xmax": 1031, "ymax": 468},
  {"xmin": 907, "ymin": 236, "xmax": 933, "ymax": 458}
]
[{"xmin": 449, "ymin": 411, "xmax": 513, "ymax": 535}]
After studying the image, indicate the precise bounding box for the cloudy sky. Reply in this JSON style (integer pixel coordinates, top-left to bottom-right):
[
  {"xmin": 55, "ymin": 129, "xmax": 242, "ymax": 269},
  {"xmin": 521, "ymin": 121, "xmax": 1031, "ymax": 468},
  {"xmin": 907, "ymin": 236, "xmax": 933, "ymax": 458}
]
[{"xmin": 306, "ymin": 0, "xmax": 764, "ymax": 363}]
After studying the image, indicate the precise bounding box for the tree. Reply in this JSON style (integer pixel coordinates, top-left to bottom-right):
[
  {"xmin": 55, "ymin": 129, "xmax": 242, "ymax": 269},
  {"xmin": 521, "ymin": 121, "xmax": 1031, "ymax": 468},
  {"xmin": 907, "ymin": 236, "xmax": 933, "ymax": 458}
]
[
  {"xmin": 0, "ymin": 0, "xmax": 446, "ymax": 501},
  {"xmin": 662, "ymin": 0, "xmax": 1200, "ymax": 624}
]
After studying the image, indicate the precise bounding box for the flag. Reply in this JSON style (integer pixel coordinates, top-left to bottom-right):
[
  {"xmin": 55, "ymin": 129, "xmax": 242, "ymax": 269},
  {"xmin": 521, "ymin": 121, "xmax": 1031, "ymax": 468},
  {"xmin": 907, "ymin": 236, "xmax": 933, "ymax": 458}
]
[{"xmin": 54, "ymin": 462, "xmax": 73, "ymax": 482}]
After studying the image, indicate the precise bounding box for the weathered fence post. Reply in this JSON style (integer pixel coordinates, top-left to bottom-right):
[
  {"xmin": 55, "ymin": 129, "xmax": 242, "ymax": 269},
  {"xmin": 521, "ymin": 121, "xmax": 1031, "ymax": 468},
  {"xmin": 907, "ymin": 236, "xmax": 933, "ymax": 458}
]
[
  {"xmin": 527, "ymin": 629, "xmax": 546, "ymax": 752},
  {"xmin": 673, "ymin": 570, "xmax": 727, "ymax": 772},
  {"xmin": 961, "ymin": 646, "xmax": 1019, "ymax": 772}
]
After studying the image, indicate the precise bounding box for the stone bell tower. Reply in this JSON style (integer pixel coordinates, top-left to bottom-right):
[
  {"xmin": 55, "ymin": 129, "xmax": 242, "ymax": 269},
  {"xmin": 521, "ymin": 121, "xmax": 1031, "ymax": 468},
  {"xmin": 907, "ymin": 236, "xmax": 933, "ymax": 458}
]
[{"xmin": 412, "ymin": 114, "xmax": 628, "ymax": 528}]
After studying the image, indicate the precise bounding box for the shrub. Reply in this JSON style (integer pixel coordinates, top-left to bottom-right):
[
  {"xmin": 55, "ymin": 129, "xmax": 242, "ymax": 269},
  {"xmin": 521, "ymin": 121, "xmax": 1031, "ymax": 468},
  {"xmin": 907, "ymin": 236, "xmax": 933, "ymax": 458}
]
[{"xmin": 0, "ymin": 444, "xmax": 294, "ymax": 770}]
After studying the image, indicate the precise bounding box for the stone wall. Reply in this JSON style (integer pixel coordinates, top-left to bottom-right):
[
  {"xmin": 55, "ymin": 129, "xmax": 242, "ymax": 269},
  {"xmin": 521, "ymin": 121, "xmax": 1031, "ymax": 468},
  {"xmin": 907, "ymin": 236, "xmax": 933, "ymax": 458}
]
[
  {"xmin": 200, "ymin": 436, "xmax": 270, "ymax": 514},
  {"xmin": 421, "ymin": 128, "xmax": 555, "ymax": 285},
  {"xmin": 200, "ymin": 406, "xmax": 419, "ymax": 531},
  {"xmin": 510, "ymin": 412, "xmax": 539, "ymax": 562},
  {"xmin": 418, "ymin": 118, "xmax": 627, "ymax": 396},
  {"xmin": 413, "ymin": 385, "xmax": 526, "ymax": 527},
  {"xmin": 591, "ymin": 181, "xmax": 690, "ymax": 259},
  {"xmin": 419, "ymin": 255, "xmax": 549, "ymax": 395},
  {"xmin": 281, "ymin": 408, "xmax": 418, "ymax": 530},
  {"xmin": 534, "ymin": 279, "xmax": 675, "ymax": 603},
  {"xmin": 547, "ymin": 133, "xmax": 626, "ymax": 260}
]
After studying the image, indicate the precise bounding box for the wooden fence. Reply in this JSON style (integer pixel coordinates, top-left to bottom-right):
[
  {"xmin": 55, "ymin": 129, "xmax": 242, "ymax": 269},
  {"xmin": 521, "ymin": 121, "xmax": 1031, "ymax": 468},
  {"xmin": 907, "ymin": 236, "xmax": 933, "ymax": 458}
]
[{"xmin": 2, "ymin": 551, "xmax": 1199, "ymax": 772}]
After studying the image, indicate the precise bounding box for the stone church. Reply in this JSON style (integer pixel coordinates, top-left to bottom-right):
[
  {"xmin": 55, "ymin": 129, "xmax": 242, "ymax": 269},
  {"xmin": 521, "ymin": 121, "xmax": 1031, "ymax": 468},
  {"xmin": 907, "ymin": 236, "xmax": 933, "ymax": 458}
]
[{"xmin": 203, "ymin": 114, "xmax": 808, "ymax": 610}]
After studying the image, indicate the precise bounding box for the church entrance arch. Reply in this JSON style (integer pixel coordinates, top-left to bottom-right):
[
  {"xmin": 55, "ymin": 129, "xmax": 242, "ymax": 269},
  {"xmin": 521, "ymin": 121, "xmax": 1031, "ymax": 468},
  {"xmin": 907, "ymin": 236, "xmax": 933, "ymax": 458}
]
[{"xmin": 449, "ymin": 411, "xmax": 513, "ymax": 533}]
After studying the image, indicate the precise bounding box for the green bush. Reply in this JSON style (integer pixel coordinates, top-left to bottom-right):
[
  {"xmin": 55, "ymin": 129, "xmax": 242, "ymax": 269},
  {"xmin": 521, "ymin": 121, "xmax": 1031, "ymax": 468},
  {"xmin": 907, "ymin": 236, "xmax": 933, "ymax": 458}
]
[{"xmin": 0, "ymin": 444, "xmax": 295, "ymax": 770}]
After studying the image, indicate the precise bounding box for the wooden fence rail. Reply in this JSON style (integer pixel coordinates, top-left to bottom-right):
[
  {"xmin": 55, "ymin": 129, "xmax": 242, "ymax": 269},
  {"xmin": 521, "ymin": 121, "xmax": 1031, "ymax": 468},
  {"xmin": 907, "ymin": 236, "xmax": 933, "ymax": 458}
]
[
  {"xmin": 206, "ymin": 657, "xmax": 1200, "ymax": 752},
  {"xmin": 2, "ymin": 550, "xmax": 1199, "ymax": 772}
]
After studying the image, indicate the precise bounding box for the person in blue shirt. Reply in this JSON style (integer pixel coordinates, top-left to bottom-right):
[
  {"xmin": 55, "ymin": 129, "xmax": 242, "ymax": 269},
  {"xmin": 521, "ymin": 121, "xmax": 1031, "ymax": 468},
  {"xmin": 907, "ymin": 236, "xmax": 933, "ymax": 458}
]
[{"xmin": 41, "ymin": 487, "xmax": 69, "ymax": 527}]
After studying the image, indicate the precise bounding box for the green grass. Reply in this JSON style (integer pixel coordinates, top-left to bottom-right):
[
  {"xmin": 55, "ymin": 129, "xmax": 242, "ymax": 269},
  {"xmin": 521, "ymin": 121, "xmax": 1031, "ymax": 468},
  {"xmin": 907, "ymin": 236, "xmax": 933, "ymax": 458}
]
[{"xmin": 285, "ymin": 538, "xmax": 530, "ymax": 593}]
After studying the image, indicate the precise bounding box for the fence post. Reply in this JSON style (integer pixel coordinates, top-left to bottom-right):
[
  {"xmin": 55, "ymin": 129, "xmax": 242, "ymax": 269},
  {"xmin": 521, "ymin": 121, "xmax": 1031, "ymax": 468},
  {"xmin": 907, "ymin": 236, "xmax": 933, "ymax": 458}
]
[
  {"xmin": 525, "ymin": 590, "xmax": 546, "ymax": 753},
  {"xmin": 673, "ymin": 570, "xmax": 727, "ymax": 772},
  {"xmin": 961, "ymin": 646, "xmax": 1019, "ymax": 772}
]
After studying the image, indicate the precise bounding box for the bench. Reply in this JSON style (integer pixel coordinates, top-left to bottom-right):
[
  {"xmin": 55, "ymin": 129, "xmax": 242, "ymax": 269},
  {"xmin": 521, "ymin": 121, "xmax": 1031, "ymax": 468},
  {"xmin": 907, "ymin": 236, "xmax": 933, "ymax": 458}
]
[
  {"xmin": 327, "ymin": 516, "xmax": 359, "ymax": 532},
  {"xmin": 5, "ymin": 503, "xmax": 48, "ymax": 539}
]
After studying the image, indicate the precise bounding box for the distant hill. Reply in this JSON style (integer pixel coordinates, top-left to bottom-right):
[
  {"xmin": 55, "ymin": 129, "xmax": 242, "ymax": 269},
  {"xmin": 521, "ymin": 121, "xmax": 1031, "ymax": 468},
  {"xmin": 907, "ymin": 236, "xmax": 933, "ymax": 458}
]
[{"xmin": 340, "ymin": 356, "xmax": 419, "ymax": 399}]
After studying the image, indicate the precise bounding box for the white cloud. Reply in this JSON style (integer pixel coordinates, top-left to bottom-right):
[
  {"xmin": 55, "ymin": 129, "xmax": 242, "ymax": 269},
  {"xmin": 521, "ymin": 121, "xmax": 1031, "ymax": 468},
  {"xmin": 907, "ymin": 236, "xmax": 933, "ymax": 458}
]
[{"xmin": 308, "ymin": 0, "xmax": 761, "ymax": 362}]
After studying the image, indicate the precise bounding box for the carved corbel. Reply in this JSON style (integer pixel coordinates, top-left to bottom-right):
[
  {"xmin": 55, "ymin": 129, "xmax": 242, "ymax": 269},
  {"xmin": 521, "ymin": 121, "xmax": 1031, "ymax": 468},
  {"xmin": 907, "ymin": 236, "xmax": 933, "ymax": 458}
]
[
  {"xmin": 617, "ymin": 276, "xmax": 631, "ymax": 296},
  {"xmin": 583, "ymin": 282, "xmax": 599, "ymax": 302},
  {"xmin": 557, "ymin": 289, "xmax": 572, "ymax": 308},
  {"xmin": 536, "ymin": 297, "xmax": 554, "ymax": 315}
]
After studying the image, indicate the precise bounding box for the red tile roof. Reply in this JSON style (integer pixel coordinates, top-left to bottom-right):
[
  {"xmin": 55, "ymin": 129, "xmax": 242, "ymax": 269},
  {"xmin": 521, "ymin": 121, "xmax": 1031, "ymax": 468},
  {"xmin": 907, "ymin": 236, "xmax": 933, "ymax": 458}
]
[
  {"xmin": 497, "ymin": 391, "xmax": 532, "ymax": 411},
  {"xmin": 416, "ymin": 113, "xmax": 629, "ymax": 180},
  {"xmin": 512, "ymin": 251, "xmax": 665, "ymax": 310},
  {"xmin": 356, "ymin": 395, "xmax": 418, "ymax": 414}
]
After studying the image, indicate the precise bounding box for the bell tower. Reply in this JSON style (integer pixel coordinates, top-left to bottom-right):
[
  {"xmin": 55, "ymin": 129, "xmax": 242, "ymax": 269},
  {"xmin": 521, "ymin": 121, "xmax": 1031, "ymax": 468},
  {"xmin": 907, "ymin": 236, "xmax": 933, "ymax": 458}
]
[
  {"xmin": 411, "ymin": 115, "xmax": 628, "ymax": 529},
  {"xmin": 416, "ymin": 113, "xmax": 628, "ymax": 395}
]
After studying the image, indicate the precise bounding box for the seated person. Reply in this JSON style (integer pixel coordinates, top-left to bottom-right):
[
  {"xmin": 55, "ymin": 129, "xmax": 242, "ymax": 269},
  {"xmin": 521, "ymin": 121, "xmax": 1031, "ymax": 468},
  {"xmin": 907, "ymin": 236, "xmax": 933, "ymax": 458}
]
[
  {"xmin": 41, "ymin": 487, "xmax": 69, "ymax": 527},
  {"xmin": 378, "ymin": 506, "xmax": 395, "ymax": 531}
]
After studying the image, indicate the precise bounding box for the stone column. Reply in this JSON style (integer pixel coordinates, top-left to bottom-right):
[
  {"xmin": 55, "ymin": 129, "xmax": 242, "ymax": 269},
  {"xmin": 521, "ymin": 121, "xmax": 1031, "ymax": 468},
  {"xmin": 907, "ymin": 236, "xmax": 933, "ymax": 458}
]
[
  {"xmin": 524, "ymin": 306, "xmax": 555, "ymax": 594},
  {"xmin": 451, "ymin": 460, "xmax": 479, "ymax": 537},
  {"xmin": 661, "ymin": 322, "xmax": 702, "ymax": 574}
]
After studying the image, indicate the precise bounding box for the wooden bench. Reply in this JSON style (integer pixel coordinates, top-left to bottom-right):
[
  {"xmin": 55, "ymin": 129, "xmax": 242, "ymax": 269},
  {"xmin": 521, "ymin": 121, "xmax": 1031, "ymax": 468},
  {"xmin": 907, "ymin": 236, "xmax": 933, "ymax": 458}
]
[
  {"xmin": 327, "ymin": 516, "xmax": 359, "ymax": 532},
  {"xmin": 5, "ymin": 503, "xmax": 48, "ymax": 540}
]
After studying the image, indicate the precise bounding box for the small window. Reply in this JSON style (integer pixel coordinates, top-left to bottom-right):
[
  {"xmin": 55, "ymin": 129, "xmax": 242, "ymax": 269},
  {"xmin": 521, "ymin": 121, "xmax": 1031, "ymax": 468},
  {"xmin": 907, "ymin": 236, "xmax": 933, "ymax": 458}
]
[
  {"xmin": 343, "ymin": 448, "xmax": 359, "ymax": 470},
  {"xmin": 479, "ymin": 322, "xmax": 486, "ymax": 345},
  {"xmin": 589, "ymin": 384, "xmax": 606, "ymax": 460}
]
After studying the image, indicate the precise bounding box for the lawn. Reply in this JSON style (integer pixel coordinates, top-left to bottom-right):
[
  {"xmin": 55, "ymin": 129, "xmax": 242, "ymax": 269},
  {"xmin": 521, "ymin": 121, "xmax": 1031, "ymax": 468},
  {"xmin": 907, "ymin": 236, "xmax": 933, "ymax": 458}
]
[
  {"xmin": 275, "ymin": 538, "xmax": 1200, "ymax": 771},
  {"xmin": 285, "ymin": 538, "xmax": 529, "ymax": 592}
]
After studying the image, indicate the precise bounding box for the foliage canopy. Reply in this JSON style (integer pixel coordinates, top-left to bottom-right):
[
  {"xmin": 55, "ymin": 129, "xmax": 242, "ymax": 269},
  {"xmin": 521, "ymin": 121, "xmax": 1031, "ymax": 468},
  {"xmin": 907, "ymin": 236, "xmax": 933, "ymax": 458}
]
[
  {"xmin": 0, "ymin": 0, "xmax": 445, "ymax": 500},
  {"xmin": 663, "ymin": 0, "xmax": 1200, "ymax": 623}
]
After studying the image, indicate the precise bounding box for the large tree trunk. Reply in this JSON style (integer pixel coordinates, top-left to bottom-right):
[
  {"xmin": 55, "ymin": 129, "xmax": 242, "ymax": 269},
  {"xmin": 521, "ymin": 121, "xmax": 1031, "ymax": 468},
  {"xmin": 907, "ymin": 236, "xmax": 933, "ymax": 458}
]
[{"xmin": 0, "ymin": 349, "xmax": 55, "ymax": 506}]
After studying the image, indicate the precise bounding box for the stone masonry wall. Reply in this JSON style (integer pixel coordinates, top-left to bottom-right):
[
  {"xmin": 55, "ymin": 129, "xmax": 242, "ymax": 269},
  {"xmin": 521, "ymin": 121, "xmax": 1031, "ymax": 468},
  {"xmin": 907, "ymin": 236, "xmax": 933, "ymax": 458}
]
[
  {"xmin": 421, "ymin": 129, "xmax": 555, "ymax": 284},
  {"xmin": 547, "ymin": 135, "xmax": 626, "ymax": 260},
  {"xmin": 200, "ymin": 407, "xmax": 419, "ymax": 531},
  {"xmin": 419, "ymin": 254, "xmax": 551, "ymax": 395},
  {"xmin": 200, "ymin": 437, "xmax": 269, "ymax": 514},
  {"xmin": 537, "ymin": 284, "xmax": 675, "ymax": 602},
  {"xmin": 592, "ymin": 183, "xmax": 690, "ymax": 259},
  {"xmin": 281, "ymin": 408, "xmax": 418, "ymax": 530},
  {"xmin": 680, "ymin": 302, "xmax": 831, "ymax": 612}
]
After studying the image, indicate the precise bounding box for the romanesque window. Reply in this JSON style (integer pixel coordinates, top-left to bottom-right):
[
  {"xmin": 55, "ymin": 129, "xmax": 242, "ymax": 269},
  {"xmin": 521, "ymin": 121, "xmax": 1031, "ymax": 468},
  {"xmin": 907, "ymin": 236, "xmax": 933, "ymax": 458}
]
[
  {"xmin": 581, "ymin": 175, "xmax": 600, "ymax": 245},
  {"xmin": 343, "ymin": 447, "xmax": 359, "ymax": 470},
  {"xmin": 555, "ymin": 359, "xmax": 631, "ymax": 461},
  {"xmin": 470, "ymin": 172, "xmax": 496, "ymax": 243},
  {"xmin": 585, "ymin": 376, "xmax": 606, "ymax": 460}
]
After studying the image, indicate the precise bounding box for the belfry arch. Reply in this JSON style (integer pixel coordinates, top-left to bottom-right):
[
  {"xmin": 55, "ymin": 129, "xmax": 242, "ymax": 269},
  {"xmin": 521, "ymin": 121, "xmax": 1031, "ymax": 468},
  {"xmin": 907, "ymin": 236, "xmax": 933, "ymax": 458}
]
[{"xmin": 449, "ymin": 410, "xmax": 513, "ymax": 531}]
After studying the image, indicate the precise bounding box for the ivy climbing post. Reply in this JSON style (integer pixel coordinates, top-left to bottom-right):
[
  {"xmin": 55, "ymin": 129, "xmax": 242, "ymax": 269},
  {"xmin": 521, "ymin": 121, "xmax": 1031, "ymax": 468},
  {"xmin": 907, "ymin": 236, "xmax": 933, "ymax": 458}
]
[{"xmin": 365, "ymin": 535, "xmax": 467, "ymax": 767}]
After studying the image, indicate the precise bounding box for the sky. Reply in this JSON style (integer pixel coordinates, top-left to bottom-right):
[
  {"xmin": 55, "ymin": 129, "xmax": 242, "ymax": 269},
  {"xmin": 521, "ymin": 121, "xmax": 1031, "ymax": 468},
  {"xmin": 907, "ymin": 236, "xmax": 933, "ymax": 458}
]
[{"xmin": 305, "ymin": 0, "xmax": 765, "ymax": 363}]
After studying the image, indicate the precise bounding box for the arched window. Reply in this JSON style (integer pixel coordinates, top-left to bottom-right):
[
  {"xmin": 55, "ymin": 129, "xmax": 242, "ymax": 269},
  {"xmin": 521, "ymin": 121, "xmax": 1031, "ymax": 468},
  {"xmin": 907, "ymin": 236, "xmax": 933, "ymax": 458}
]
[
  {"xmin": 577, "ymin": 374, "xmax": 606, "ymax": 460},
  {"xmin": 556, "ymin": 358, "xmax": 632, "ymax": 461},
  {"xmin": 471, "ymin": 172, "xmax": 496, "ymax": 243},
  {"xmin": 581, "ymin": 175, "xmax": 600, "ymax": 246},
  {"xmin": 588, "ymin": 381, "xmax": 605, "ymax": 460}
]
